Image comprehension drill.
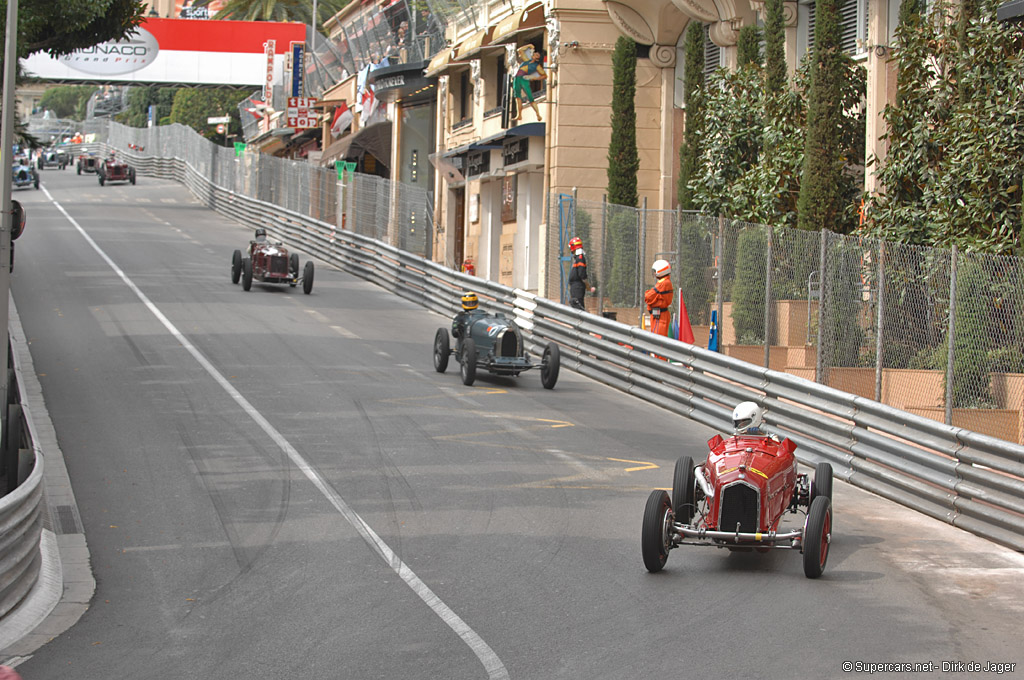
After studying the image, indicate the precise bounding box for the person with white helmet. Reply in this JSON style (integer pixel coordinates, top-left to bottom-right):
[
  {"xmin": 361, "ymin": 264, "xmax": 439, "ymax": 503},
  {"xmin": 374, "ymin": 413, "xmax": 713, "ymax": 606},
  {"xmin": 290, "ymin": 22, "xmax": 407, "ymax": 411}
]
[
  {"xmin": 644, "ymin": 259, "xmax": 674, "ymax": 337},
  {"xmin": 731, "ymin": 401, "xmax": 782, "ymax": 440}
]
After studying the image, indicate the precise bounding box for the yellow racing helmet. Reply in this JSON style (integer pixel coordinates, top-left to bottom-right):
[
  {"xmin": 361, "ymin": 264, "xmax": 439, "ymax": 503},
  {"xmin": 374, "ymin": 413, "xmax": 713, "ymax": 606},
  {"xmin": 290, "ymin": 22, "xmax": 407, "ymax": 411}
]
[{"xmin": 461, "ymin": 292, "xmax": 479, "ymax": 310}]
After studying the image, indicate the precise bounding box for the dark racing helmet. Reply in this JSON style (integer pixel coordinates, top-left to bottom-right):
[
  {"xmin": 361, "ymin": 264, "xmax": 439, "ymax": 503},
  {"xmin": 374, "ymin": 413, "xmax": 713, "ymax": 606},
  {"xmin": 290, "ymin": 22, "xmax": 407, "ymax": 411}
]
[
  {"xmin": 254, "ymin": 228, "xmax": 267, "ymax": 241},
  {"xmin": 461, "ymin": 292, "xmax": 479, "ymax": 310}
]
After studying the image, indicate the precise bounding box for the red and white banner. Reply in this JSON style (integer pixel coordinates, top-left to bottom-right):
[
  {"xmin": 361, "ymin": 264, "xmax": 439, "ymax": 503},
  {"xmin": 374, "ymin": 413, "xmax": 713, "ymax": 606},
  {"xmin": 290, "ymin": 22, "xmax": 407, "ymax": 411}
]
[{"xmin": 20, "ymin": 18, "xmax": 305, "ymax": 88}]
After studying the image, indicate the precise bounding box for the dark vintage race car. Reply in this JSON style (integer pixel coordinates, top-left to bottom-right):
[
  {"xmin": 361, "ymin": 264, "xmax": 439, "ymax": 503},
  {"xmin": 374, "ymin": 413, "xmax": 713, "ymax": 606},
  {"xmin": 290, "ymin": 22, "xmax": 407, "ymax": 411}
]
[
  {"xmin": 231, "ymin": 229, "xmax": 314, "ymax": 294},
  {"xmin": 38, "ymin": 149, "xmax": 69, "ymax": 170},
  {"xmin": 433, "ymin": 311, "xmax": 561, "ymax": 389},
  {"xmin": 12, "ymin": 162, "xmax": 39, "ymax": 190},
  {"xmin": 641, "ymin": 423, "xmax": 834, "ymax": 578},
  {"xmin": 98, "ymin": 155, "xmax": 135, "ymax": 186},
  {"xmin": 77, "ymin": 153, "xmax": 99, "ymax": 174}
]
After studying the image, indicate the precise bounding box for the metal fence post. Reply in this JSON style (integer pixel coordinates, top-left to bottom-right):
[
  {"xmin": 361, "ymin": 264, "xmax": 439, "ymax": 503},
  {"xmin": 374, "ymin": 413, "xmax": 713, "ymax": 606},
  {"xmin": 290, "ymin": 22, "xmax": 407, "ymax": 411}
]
[
  {"xmin": 717, "ymin": 216, "xmax": 725, "ymax": 349},
  {"xmin": 600, "ymin": 195, "xmax": 607, "ymax": 317},
  {"xmin": 946, "ymin": 243, "xmax": 958, "ymax": 425},
  {"xmin": 816, "ymin": 230, "xmax": 827, "ymax": 384},
  {"xmin": 763, "ymin": 224, "xmax": 773, "ymax": 369},
  {"xmin": 638, "ymin": 197, "xmax": 647, "ymax": 318},
  {"xmin": 875, "ymin": 241, "xmax": 886, "ymax": 402}
]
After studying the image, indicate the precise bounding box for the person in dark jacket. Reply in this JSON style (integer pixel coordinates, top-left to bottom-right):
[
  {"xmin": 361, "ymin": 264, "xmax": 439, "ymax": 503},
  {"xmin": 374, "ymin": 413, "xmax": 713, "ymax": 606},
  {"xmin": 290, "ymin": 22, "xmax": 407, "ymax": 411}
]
[{"xmin": 567, "ymin": 236, "xmax": 593, "ymax": 310}]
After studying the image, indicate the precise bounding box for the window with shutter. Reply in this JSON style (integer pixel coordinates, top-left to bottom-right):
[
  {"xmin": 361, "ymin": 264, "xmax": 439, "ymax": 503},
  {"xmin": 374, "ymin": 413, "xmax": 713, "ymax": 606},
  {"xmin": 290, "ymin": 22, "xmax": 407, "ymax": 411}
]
[{"xmin": 703, "ymin": 24, "xmax": 722, "ymax": 80}]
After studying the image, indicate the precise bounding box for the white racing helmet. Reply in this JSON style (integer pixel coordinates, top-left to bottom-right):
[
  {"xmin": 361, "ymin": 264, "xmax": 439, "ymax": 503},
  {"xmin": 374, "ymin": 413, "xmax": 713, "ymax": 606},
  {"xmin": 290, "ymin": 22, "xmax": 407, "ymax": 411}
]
[
  {"xmin": 732, "ymin": 401, "xmax": 764, "ymax": 433},
  {"xmin": 652, "ymin": 259, "xmax": 671, "ymax": 278}
]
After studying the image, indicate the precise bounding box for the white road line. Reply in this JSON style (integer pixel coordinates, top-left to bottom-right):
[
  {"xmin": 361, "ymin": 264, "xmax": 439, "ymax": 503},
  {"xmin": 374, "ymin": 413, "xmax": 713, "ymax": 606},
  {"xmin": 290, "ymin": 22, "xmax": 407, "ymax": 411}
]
[{"xmin": 42, "ymin": 187, "xmax": 509, "ymax": 680}]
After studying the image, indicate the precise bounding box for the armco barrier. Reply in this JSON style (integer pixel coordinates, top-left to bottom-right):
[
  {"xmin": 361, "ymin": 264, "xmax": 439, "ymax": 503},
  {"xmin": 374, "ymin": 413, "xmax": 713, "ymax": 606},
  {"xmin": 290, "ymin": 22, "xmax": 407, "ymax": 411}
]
[{"xmin": 99, "ymin": 135, "xmax": 1024, "ymax": 553}]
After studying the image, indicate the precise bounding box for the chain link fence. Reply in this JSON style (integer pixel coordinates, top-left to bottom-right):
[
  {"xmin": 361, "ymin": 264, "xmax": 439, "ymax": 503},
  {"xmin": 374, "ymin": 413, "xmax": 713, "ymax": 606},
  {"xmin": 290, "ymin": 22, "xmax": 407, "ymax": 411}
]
[
  {"xmin": 549, "ymin": 197, "xmax": 1024, "ymax": 445},
  {"xmin": 106, "ymin": 121, "xmax": 434, "ymax": 261}
]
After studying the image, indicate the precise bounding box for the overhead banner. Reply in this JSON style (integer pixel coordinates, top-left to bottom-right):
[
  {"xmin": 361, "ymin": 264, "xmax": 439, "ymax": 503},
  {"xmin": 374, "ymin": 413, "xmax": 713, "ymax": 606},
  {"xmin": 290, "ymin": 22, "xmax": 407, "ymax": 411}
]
[{"xmin": 20, "ymin": 18, "xmax": 306, "ymax": 88}]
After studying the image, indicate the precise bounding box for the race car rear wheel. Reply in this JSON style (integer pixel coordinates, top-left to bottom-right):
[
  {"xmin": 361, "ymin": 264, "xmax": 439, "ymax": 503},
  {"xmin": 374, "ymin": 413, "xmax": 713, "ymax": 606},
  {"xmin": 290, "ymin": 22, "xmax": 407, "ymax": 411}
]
[
  {"xmin": 642, "ymin": 489, "xmax": 672, "ymax": 572},
  {"xmin": 460, "ymin": 338, "xmax": 477, "ymax": 386},
  {"xmin": 802, "ymin": 496, "xmax": 832, "ymax": 579},
  {"xmin": 242, "ymin": 257, "xmax": 253, "ymax": 291},
  {"xmin": 433, "ymin": 328, "xmax": 450, "ymax": 373},
  {"xmin": 811, "ymin": 462, "xmax": 833, "ymax": 504},
  {"xmin": 302, "ymin": 261, "xmax": 314, "ymax": 294},
  {"xmin": 98, "ymin": 172, "xmax": 105, "ymax": 186},
  {"xmin": 290, "ymin": 253, "xmax": 300, "ymax": 277},
  {"xmin": 129, "ymin": 168, "xmax": 136, "ymax": 185},
  {"xmin": 231, "ymin": 250, "xmax": 242, "ymax": 284},
  {"xmin": 540, "ymin": 342, "xmax": 560, "ymax": 389},
  {"xmin": 672, "ymin": 456, "xmax": 696, "ymax": 524}
]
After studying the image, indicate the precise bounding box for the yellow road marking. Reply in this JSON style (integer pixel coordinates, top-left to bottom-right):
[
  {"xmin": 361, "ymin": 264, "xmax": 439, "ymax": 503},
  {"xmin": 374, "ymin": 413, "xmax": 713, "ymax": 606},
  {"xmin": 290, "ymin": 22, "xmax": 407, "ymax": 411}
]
[{"xmin": 607, "ymin": 457, "xmax": 659, "ymax": 472}]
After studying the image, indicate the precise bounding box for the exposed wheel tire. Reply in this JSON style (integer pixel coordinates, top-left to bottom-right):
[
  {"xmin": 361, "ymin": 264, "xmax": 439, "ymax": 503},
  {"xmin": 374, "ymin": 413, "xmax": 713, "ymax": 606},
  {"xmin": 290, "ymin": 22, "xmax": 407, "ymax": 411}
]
[
  {"xmin": 642, "ymin": 489, "xmax": 672, "ymax": 572},
  {"xmin": 672, "ymin": 455, "xmax": 696, "ymax": 524},
  {"xmin": 129, "ymin": 168, "xmax": 136, "ymax": 185},
  {"xmin": 98, "ymin": 173, "xmax": 105, "ymax": 186},
  {"xmin": 540, "ymin": 342, "xmax": 560, "ymax": 389},
  {"xmin": 302, "ymin": 261, "xmax": 314, "ymax": 294},
  {"xmin": 290, "ymin": 253, "xmax": 300, "ymax": 276},
  {"xmin": 433, "ymin": 328, "xmax": 450, "ymax": 373},
  {"xmin": 34, "ymin": 177, "xmax": 39, "ymax": 190},
  {"xmin": 811, "ymin": 462, "xmax": 833, "ymax": 504},
  {"xmin": 803, "ymin": 496, "xmax": 832, "ymax": 579},
  {"xmin": 77, "ymin": 165, "xmax": 81, "ymax": 175},
  {"xmin": 231, "ymin": 250, "xmax": 242, "ymax": 284},
  {"xmin": 460, "ymin": 337, "xmax": 477, "ymax": 386},
  {"xmin": 242, "ymin": 257, "xmax": 253, "ymax": 291}
]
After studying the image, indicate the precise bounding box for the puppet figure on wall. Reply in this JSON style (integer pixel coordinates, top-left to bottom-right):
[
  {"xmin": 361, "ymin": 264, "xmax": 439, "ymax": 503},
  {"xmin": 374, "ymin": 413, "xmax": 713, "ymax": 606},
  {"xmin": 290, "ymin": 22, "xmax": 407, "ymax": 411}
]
[{"xmin": 512, "ymin": 44, "xmax": 547, "ymax": 121}]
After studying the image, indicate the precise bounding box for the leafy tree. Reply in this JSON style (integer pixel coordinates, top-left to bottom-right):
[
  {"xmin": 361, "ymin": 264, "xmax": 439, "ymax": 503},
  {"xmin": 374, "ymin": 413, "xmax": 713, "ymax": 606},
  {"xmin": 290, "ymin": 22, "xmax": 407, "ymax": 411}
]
[
  {"xmin": 949, "ymin": 259, "xmax": 994, "ymax": 407},
  {"xmin": 210, "ymin": 0, "xmax": 351, "ymax": 31},
  {"xmin": 865, "ymin": 0, "xmax": 1023, "ymax": 254},
  {"xmin": 676, "ymin": 217, "xmax": 713, "ymax": 324},
  {"xmin": 7, "ymin": 0, "xmax": 145, "ymax": 59},
  {"xmin": 797, "ymin": 0, "xmax": 865, "ymax": 234},
  {"xmin": 763, "ymin": 0, "xmax": 787, "ymax": 116},
  {"xmin": 169, "ymin": 89, "xmax": 243, "ymax": 141},
  {"xmin": 820, "ymin": 237, "xmax": 865, "ymax": 369},
  {"xmin": 678, "ymin": 22, "xmax": 705, "ymax": 211},
  {"xmin": 117, "ymin": 87, "xmax": 178, "ymax": 128},
  {"xmin": 39, "ymin": 85, "xmax": 97, "ymax": 120},
  {"xmin": 607, "ymin": 36, "xmax": 638, "ymax": 208}
]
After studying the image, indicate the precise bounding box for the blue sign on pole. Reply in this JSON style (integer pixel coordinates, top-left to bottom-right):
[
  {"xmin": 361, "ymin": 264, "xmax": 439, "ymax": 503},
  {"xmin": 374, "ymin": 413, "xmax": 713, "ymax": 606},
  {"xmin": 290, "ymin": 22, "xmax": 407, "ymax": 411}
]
[
  {"xmin": 147, "ymin": 104, "xmax": 157, "ymax": 128},
  {"xmin": 290, "ymin": 42, "xmax": 305, "ymax": 98}
]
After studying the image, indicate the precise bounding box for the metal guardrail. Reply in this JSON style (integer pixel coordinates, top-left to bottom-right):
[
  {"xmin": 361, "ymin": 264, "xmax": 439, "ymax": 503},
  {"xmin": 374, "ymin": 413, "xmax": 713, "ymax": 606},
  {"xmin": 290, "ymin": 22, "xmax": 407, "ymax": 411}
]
[
  {"xmin": 103, "ymin": 141, "xmax": 1024, "ymax": 553},
  {"xmin": 0, "ymin": 333, "xmax": 44, "ymax": 620}
]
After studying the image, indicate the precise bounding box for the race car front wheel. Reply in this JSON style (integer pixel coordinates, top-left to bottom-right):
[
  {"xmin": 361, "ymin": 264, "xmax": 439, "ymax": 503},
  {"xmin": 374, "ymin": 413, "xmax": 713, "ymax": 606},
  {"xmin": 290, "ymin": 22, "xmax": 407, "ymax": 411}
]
[
  {"xmin": 231, "ymin": 250, "xmax": 242, "ymax": 284},
  {"xmin": 540, "ymin": 342, "xmax": 560, "ymax": 389},
  {"xmin": 302, "ymin": 261, "xmax": 314, "ymax": 294},
  {"xmin": 802, "ymin": 496, "xmax": 832, "ymax": 579},
  {"xmin": 460, "ymin": 338, "xmax": 477, "ymax": 386},
  {"xmin": 433, "ymin": 328, "xmax": 450, "ymax": 373},
  {"xmin": 672, "ymin": 456, "xmax": 696, "ymax": 524},
  {"xmin": 242, "ymin": 257, "xmax": 253, "ymax": 291},
  {"xmin": 642, "ymin": 489, "xmax": 672, "ymax": 572},
  {"xmin": 811, "ymin": 462, "xmax": 833, "ymax": 504}
]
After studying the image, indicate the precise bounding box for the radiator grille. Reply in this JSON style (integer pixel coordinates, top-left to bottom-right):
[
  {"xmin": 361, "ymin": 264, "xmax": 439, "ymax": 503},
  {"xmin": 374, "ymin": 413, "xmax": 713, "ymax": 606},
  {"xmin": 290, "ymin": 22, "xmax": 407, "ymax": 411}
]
[
  {"xmin": 269, "ymin": 256, "xmax": 289, "ymax": 275},
  {"xmin": 497, "ymin": 329, "xmax": 520, "ymax": 358},
  {"xmin": 718, "ymin": 482, "xmax": 759, "ymax": 533}
]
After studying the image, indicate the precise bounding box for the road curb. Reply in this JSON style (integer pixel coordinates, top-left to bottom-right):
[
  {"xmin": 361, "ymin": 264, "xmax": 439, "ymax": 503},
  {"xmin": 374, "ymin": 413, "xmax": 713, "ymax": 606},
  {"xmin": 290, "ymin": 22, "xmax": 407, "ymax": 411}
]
[{"xmin": 0, "ymin": 296, "xmax": 95, "ymax": 660}]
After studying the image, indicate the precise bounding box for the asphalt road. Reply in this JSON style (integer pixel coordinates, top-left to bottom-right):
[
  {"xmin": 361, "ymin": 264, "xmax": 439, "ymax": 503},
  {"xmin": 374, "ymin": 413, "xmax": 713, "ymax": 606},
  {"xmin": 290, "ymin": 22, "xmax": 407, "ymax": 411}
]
[{"xmin": 3, "ymin": 167, "xmax": 1022, "ymax": 679}]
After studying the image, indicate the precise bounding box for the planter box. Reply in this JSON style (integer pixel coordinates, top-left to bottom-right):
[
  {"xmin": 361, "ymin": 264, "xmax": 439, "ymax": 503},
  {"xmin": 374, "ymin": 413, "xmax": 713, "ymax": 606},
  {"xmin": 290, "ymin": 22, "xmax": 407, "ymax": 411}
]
[
  {"xmin": 720, "ymin": 299, "xmax": 817, "ymax": 347},
  {"xmin": 724, "ymin": 345, "xmax": 790, "ymax": 371}
]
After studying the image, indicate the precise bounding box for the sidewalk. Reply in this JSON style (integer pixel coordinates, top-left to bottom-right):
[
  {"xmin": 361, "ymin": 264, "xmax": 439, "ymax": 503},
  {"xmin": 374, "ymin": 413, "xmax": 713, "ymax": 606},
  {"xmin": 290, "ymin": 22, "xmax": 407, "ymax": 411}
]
[{"xmin": 0, "ymin": 297, "xmax": 94, "ymax": 663}]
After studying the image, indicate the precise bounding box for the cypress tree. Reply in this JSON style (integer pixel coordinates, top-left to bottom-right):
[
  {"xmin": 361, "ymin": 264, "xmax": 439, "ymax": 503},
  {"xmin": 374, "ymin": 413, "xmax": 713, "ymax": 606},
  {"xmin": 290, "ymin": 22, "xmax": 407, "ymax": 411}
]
[
  {"xmin": 607, "ymin": 36, "xmax": 639, "ymax": 207},
  {"xmin": 737, "ymin": 25, "xmax": 762, "ymax": 67},
  {"xmin": 797, "ymin": 0, "xmax": 849, "ymax": 233},
  {"xmin": 678, "ymin": 22, "xmax": 705, "ymax": 210},
  {"xmin": 763, "ymin": 0, "xmax": 787, "ymax": 115}
]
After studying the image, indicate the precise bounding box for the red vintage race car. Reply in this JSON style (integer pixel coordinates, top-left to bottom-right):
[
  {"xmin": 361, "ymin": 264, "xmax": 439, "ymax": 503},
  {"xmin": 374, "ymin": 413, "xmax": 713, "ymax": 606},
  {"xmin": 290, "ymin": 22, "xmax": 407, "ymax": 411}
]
[
  {"xmin": 641, "ymin": 411, "xmax": 834, "ymax": 579},
  {"xmin": 98, "ymin": 155, "xmax": 136, "ymax": 186},
  {"xmin": 77, "ymin": 153, "xmax": 99, "ymax": 174},
  {"xmin": 231, "ymin": 229, "xmax": 314, "ymax": 294}
]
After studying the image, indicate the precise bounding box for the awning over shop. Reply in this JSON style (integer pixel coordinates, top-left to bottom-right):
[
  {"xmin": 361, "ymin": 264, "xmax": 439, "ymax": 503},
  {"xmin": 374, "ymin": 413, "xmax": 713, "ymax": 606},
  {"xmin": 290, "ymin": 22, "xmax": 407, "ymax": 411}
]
[
  {"xmin": 348, "ymin": 120, "xmax": 393, "ymax": 167},
  {"xmin": 505, "ymin": 121, "xmax": 545, "ymax": 137},
  {"xmin": 452, "ymin": 27, "xmax": 496, "ymax": 62},
  {"xmin": 320, "ymin": 134, "xmax": 358, "ymax": 167},
  {"xmin": 490, "ymin": 2, "xmax": 545, "ymax": 44},
  {"xmin": 424, "ymin": 47, "xmax": 457, "ymax": 77}
]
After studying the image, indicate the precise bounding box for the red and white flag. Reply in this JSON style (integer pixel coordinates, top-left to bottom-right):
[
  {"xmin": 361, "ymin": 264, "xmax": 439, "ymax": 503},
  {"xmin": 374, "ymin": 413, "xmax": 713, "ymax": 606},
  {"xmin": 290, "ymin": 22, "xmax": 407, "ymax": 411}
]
[{"xmin": 330, "ymin": 102, "xmax": 353, "ymax": 136}]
